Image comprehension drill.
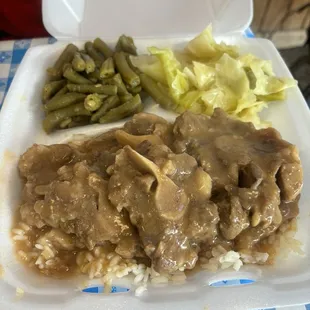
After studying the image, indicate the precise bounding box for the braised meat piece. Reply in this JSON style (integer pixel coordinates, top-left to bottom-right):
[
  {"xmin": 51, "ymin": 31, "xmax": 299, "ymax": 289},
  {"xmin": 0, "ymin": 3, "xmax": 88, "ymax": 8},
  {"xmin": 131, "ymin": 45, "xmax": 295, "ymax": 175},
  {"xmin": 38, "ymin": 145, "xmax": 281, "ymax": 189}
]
[
  {"xmin": 109, "ymin": 143, "xmax": 218, "ymax": 273},
  {"xmin": 15, "ymin": 108, "xmax": 302, "ymax": 277},
  {"xmin": 173, "ymin": 109, "xmax": 302, "ymax": 246}
]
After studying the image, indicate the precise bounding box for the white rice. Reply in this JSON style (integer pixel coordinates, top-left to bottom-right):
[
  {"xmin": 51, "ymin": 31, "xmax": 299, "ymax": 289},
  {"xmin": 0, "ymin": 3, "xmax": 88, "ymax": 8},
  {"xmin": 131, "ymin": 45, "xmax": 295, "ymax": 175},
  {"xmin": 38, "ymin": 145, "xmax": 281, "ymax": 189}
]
[
  {"xmin": 41, "ymin": 246, "xmax": 55, "ymax": 260},
  {"xmin": 12, "ymin": 229, "xmax": 25, "ymax": 236},
  {"xmin": 219, "ymin": 251, "xmax": 243, "ymax": 271},
  {"xmin": 28, "ymin": 252, "xmax": 39, "ymax": 258},
  {"xmin": 13, "ymin": 235, "xmax": 27, "ymax": 241},
  {"xmin": 76, "ymin": 247, "xmax": 180, "ymax": 296},
  {"xmin": 135, "ymin": 284, "xmax": 147, "ymax": 296},
  {"xmin": 35, "ymin": 244, "xmax": 44, "ymax": 250},
  {"xmin": 18, "ymin": 250, "xmax": 28, "ymax": 261},
  {"xmin": 200, "ymin": 246, "xmax": 266, "ymax": 272},
  {"xmin": 143, "ymin": 268, "xmax": 150, "ymax": 282},
  {"xmin": 45, "ymin": 259, "xmax": 55, "ymax": 266},
  {"xmin": 106, "ymin": 253, "xmax": 114, "ymax": 260},
  {"xmin": 240, "ymin": 252, "xmax": 269, "ymax": 264},
  {"xmin": 15, "ymin": 287, "xmax": 24, "ymax": 299},
  {"xmin": 212, "ymin": 245, "xmax": 227, "ymax": 257},
  {"xmin": 109, "ymin": 255, "xmax": 121, "ymax": 267},
  {"xmin": 85, "ymin": 253, "xmax": 94, "ymax": 262},
  {"xmin": 151, "ymin": 275, "xmax": 169, "ymax": 284},
  {"xmin": 116, "ymin": 268, "xmax": 130, "ymax": 278},
  {"xmin": 93, "ymin": 247, "xmax": 102, "ymax": 258},
  {"xmin": 19, "ymin": 223, "xmax": 30, "ymax": 232},
  {"xmin": 200, "ymin": 222, "xmax": 303, "ymax": 272},
  {"xmin": 35, "ymin": 256, "xmax": 44, "ymax": 265},
  {"xmin": 134, "ymin": 273, "xmax": 144, "ymax": 284},
  {"xmin": 150, "ymin": 266, "xmax": 160, "ymax": 278},
  {"xmin": 11, "ymin": 219, "xmax": 303, "ymax": 297}
]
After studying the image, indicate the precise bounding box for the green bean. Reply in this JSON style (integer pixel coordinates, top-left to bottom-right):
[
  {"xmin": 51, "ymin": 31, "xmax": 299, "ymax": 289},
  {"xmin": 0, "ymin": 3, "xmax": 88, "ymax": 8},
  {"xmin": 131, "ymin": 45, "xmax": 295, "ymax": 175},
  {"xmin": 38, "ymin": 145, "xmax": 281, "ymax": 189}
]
[
  {"xmin": 110, "ymin": 73, "xmax": 129, "ymax": 95},
  {"xmin": 126, "ymin": 54, "xmax": 141, "ymax": 75},
  {"xmin": 67, "ymin": 116, "xmax": 91, "ymax": 128},
  {"xmin": 86, "ymin": 68, "xmax": 100, "ymax": 82},
  {"xmin": 72, "ymin": 52, "xmax": 86, "ymax": 72},
  {"xmin": 244, "ymin": 68, "xmax": 256, "ymax": 90},
  {"xmin": 99, "ymin": 94, "xmax": 142, "ymax": 124},
  {"xmin": 93, "ymin": 38, "xmax": 113, "ymax": 58},
  {"xmin": 44, "ymin": 92, "xmax": 86, "ymax": 112},
  {"xmin": 73, "ymin": 115, "xmax": 90, "ymax": 122},
  {"xmin": 99, "ymin": 94, "xmax": 108, "ymax": 99},
  {"xmin": 85, "ymin": 42, "xmax": 105, "ymax": 67},
  {"xmin": 100, "ymin": 57, "xmax": 115, "ymax": 79},
  {"xmin": 62, "ymin": 63, "xmax": 71, "ymax": 74},
  {"xmin": 91, "ymin": 96, "xmax": 120, "ymax": 123},
  {"xmin": 66, "ymin": 122, "xmax": 81, "ymax": 128},
  {"xmin": 67, "ymin": 84, "xmax": 117, "ymax": 95},
  {"xmin": 84, "ymin": 94, "xmax": 106, "ymax": 111},
  {"xmin": 81, "ymin": 52, "xmax": 96, "ymax": 74},
  {"xmin": 43, "ymin": 102, "xmax": 91, "ymax": 133},
  {"xmin": 47, "ymin": 44, "xmax": 78, "ymax": 80},
  {"xmin": 140, "ymin": 73, "xmax": 177, "ymax": 110},
  {"xmin": 42, "ymin": 80, "xmax": 67, "ymax": 102},
  {"xmin": 88, "ymin": 77, "xmax": 97, "ymax": 83},
  {"xmin": 45, "ymin": 68, "xmax": 59, "ymax": 81},
  {"xmin": 44, "ymin": 86, "xmax": 68, "ymax": 113},
  {"xmin": 52, "ymin": 85, "xmax": 68, "ymax": 101},
  {"xmin": 100, "ymin": 77, "xmax": 112, "ymax": 85},
  {"xmin": 59, "ymin": 117, "xmax": 72, "ymax": 128},
  {"xmin": 115, "ymin": 35, "xmax": 137, "ymax": 55},
  {"xmin": 127, "ymin": 85, "xmax": 142, "ymax": 94},
  {"xmin": 119, "ymin": 93, "xmax": 133, "ymax": 103},
  {"xmin": 63, "ymin": 65, "xmax": 93, "ymax": 84},
  {"xmin": 47, "ymin": 44, "xmax": 79, "ymax": 80},
  {"xmin": 114, "ymin": 52, "xmax": 140, "ymax": 88}
]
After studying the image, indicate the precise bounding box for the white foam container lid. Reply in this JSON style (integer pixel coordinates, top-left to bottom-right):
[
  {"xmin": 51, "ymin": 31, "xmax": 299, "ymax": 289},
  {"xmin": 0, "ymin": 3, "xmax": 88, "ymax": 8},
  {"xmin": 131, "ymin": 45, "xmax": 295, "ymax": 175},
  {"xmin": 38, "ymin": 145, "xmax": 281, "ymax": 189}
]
[{"xmin": 0, "ymin": 0, "xmax": 310, "ymax": 309}]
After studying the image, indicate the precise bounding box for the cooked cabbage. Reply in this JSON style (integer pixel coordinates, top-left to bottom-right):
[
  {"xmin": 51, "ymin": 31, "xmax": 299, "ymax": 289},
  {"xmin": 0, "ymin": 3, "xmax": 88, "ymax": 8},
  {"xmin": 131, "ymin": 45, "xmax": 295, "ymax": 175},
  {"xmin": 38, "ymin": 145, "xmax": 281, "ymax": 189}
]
[{"xmin": 132, "ymin": 25, "xmax": 296, "ymax": 127}]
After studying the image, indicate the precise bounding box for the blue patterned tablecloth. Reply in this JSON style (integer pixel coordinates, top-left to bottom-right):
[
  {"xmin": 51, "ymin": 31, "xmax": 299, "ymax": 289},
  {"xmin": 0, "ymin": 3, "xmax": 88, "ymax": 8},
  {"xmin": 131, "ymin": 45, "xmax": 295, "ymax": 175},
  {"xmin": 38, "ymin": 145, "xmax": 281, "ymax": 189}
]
[
  {"xmin": 0, "ymin": 37, "xmax": 57, "ymax": 108},
  {"xmin": 0, "ymin": 37, "xmax": 309, "ymax": 310}
]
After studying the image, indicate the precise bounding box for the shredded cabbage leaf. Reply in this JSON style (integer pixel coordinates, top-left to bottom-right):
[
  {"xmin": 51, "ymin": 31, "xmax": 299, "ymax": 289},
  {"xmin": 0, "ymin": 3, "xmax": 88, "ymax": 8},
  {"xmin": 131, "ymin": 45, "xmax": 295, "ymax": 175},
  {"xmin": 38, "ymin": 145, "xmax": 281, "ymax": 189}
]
[
  {"xmin": 130, "ymin": 55, "xmax": 167, "ymax": 85},
  {"xmin": 215, "ymin": 54, "xmax": 250, "ymax": 98},
  {"xmin": 133, "ymin": 25, "xmax": 297, "ymax": 127},
  {"xmin": 185, "ymin": 25, "xmax": 239, "ymax": 59},
  {"xmin": 148, "ymin": 47, "xmax": 190, "ymax": 100}
]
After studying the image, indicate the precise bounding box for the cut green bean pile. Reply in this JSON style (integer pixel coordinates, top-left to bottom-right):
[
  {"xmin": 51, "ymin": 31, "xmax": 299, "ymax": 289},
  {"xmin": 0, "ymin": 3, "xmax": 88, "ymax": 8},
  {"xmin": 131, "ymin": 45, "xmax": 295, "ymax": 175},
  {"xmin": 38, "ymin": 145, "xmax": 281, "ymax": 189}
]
[{"xmin": 42, "ymin": 35, "xmax": 143, "ymax": 133}]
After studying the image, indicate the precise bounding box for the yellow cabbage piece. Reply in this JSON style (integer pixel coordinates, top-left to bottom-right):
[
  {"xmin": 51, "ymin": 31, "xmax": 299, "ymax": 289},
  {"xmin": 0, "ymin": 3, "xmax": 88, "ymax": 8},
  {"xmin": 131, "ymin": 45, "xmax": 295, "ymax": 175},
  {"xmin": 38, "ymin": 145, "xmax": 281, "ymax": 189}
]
[
  {"xmin": 238, "ymin": 54, "xmax": 297, "ymax": 95},
  {"xmin": 183, "ymin": 62, "xmax": 215, "ymax": 90},
  {"xmin": 185, "ymin": 25, "xmax": 239, "ymax": 59},
  {"xmin": 179, "ymin": 90, "xmax": 205, "ymax": 113},
  {"xmin": 257, "ymin": 90, "xmax": 286, "ymax": 102},
  {"xmin": 148, "ymin": 47, "xmax": 190, "ymax": 99},
  {"xmin": 236, "ymin": 102, "xmax": 269, "ymax": 127},
  {"xmin": 136, "ymin": 25, "xmax": 297, "ymax": 127},
  {"xmin": 215, "ymin": 54, "xmax": 250, "ymax": 98},
  {"xmin": 201, "ymin": 88, "xmax": 226, "ymax": 115},
  {"xmin": 193, "ymin": 61, "xmax": 216, "ymax": 90},
  {"xmin": 183, "ymin": 66, "xmax": 198, "ymax": 88},
  {"xmin": 233, "ymin": 91, "xmax": 258, "ymax": 115},
  {"xmin": 239, "ymin": 54, "xmax": 274, "ymax": 76},
  {"xmin": 130, "ymin": 55, "xmax": 167, "ymax": 85}
]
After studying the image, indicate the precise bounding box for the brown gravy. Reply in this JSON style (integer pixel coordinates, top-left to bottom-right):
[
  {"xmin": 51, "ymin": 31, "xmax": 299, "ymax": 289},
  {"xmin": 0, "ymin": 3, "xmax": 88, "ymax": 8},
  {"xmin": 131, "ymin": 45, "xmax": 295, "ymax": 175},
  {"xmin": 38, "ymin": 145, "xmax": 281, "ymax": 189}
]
[{"xmin": 12, "ymin": 110, "xmax": 302, "ymax": 279}]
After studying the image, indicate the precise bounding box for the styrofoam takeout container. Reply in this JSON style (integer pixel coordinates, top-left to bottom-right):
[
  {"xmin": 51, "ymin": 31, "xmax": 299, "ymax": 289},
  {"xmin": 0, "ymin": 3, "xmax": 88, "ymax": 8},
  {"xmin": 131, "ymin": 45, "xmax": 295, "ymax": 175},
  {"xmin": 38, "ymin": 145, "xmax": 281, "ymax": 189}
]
[{"xmin": 0, "ymin": 0, "xmax": 310, "ymax": 309}]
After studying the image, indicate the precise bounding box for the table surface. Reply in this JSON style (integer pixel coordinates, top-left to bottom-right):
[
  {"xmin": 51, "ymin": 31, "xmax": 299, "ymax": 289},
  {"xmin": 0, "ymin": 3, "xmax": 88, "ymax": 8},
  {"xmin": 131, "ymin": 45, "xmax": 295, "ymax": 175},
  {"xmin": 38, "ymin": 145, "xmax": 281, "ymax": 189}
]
[{"xmin": 0, "ymin": 37, "xmax": 309, "ymax": 310}]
